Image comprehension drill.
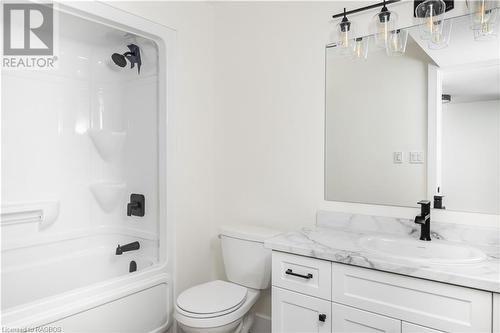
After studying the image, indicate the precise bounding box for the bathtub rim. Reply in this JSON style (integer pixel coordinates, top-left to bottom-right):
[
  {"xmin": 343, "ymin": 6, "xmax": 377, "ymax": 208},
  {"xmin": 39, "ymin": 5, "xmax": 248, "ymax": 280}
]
[
  {"xmin": 2, "ymin": 264, "xmax": 172, "ymax": 331},
  {"xmin": 2, "ymin": 225, "xmax": 158, "ymax": 252}
]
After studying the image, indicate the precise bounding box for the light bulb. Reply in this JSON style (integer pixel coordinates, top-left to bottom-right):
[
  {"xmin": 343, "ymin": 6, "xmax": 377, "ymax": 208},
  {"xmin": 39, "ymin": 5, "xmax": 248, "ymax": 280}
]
[
  {"xmin": 392, "ymin": 34, "xmax": 400, "ymax": 50},
  {"xmin": 378, "ymin": 21, "xmax": 390, "ymax": 43},
  {"xmin": 386, "ymin": 29, "xmax": 408, "ymax": 56},
  {"xmin": 340, "ymin": 31, "xmax": 350, "ymax": 48},
  {"xmin": 431, "ymin": 21, "xmax": 443, "ymax": 43},
  {"xmin": 351, "ymin": 37, "xmax": 369, "ymax": 60}
]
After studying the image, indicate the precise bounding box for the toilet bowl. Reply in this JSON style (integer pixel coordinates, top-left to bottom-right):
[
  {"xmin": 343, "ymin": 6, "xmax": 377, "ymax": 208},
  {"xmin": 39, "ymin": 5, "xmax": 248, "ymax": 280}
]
[
  {"xmin": 174, "ymin": 225, "xmax": 281, "ymax": 333},
  {"xmin": 175, "ymin": 280, "xmax": 260, "ymax": 333}
]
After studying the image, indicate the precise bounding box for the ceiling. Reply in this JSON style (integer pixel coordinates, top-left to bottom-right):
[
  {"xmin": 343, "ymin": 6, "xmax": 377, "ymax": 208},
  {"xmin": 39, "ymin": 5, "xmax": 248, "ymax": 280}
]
[{"xmin": 442, "ymin": 63, "xmax": 500, "ymax": 103}]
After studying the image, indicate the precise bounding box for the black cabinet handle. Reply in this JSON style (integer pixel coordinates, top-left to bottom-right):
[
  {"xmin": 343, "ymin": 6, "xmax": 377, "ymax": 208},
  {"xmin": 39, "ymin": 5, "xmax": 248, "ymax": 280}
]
[
  {"xmin": 319, "ymin": 314, "xmax": 327, "ymax": 322},
  {"xmin": 285, "ymin": 269, "xmax": 313, "ymax": 279}
]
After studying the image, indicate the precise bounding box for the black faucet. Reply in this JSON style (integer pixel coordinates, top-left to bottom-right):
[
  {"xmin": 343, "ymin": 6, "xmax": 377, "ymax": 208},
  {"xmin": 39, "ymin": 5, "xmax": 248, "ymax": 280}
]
[
  {"xmin": 116, "ymin": 241, "xmax": 140, "ymax": 255},
  {"xmin": 414, "ymin": 200, "xmax": 431, "ymax": 241}
]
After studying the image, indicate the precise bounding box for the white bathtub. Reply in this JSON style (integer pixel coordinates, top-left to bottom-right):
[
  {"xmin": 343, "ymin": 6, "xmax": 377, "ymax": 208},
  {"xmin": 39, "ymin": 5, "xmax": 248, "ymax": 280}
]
[{"xmin": 1, "ymin": 233, "xmax": 171, "ymax": 332}]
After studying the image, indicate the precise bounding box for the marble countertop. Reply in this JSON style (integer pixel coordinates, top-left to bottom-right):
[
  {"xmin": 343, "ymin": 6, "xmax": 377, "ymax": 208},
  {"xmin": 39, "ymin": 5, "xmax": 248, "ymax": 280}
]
[{"xmin": 264, "ymin": 212, "xmax": 500, "ymax": 293}]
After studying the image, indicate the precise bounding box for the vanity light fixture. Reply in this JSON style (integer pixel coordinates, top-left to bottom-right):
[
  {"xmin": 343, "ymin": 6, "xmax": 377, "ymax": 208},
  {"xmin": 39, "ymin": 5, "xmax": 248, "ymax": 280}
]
[
  {"xmin": 467, "ymin": 0, "xmax": 499, "ymax": 41},
  {"xmin": 372, "ymin": 0, "xmax": 398, "ymax": 48},
  {"xmin": 415, "ymin": 0, "xmax": 448, "ymax": 43},
  {"xmin": 386, "ymin": 29, "xmax": 409, "ymax": 55}
]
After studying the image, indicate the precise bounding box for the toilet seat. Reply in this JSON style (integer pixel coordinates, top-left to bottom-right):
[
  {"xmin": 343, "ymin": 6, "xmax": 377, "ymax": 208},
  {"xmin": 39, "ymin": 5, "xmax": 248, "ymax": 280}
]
[
  {"xmin": 175, "ymin": 283, "xmax": 260, "ymax": 329},
  {"xmin": 176, "ymin": 280, "xmax": 247, "ymax": 318}
]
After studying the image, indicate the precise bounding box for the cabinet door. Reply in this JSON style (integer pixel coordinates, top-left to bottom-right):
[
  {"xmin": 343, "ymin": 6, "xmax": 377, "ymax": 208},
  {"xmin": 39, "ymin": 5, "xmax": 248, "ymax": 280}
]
[
  {"xmin": 332, "ymin": 263, "xmax": 491, "ymax": 332},
  {"xmin": 272, "ymin": 287, "xmax": 331, "ymax": 333},
  {"xmin": 402, "ymin": 322, "xmax": 445, "ymax": 333},
  {"xmin": 332, "ymin": 302, "xmax": 401, "ymax": 333}
]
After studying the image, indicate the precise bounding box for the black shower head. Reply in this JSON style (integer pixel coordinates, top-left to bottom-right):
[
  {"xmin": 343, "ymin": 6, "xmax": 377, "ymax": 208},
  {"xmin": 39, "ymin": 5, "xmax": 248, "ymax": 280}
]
[
  {"xmin": 111, "ymin": 53, "xmax": 127, "ymax": 67},
  {"xmin": 110, "ymin": 44, "xmax": 142, "ymax": 74}
]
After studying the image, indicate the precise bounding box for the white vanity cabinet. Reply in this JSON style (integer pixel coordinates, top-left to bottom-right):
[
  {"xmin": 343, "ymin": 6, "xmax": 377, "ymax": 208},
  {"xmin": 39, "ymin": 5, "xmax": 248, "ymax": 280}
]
[{"xmin": 271, "ymin": 252, "xmax": 495, "ymax": 333}]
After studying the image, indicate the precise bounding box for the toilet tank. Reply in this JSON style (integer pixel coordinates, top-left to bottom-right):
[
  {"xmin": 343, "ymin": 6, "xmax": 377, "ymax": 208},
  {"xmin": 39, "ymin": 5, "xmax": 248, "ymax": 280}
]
[{"xmin": 219, "ymin": 225, "xmax": 281, "ymax": 290}]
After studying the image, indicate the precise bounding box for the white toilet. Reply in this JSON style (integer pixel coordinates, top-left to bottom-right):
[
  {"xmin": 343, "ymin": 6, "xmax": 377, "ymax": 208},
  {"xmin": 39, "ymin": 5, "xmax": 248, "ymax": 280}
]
[{"xmin": 174, "ymin": 225, "xmax": 281, "ymax": 333}]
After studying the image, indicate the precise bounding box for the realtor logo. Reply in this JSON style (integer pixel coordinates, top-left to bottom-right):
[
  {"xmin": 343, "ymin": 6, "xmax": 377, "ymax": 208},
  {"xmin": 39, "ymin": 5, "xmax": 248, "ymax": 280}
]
[{"xmin": 2, "ymin": 2, "xmax": 57, "ymax": 69}]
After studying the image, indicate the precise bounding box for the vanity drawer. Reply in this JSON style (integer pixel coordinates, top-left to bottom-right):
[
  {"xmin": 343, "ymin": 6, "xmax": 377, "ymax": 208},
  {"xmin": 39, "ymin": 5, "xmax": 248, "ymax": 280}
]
[
  {"xmin": 272, "ymin": 252, "xmax": 331, "ymax": 300},
  {"xmin": 332, "ymin": 263, "xmax": 492, "ymax": 332}
]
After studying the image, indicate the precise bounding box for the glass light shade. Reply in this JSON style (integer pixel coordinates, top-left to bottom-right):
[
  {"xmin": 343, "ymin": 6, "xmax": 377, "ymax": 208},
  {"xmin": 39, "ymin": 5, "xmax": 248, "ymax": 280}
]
[
  {"xmin": 386, "ymin": 29, "xmax": 408, "ymax": 56},
  {"xmin": 351, "ymin": 37, "xmax": 369, "ymax": 60},
  {"xmin": 470, "ymin": 3, "xmax": 499, "ymax": 40},
  {"xmin": 468, "ymin": 0, "xmax": 498, "ymax": 29},
  {"xmin": 428, "ymin": 19, "xmax": 452, "ymax": 49},
  {"xmin": 415, "ymin": 0, "xmax": 447, "ymax": 41},
  {"xmin": 371, "ymin": 9, "xmax": 398, "ymax": 48},
  {"xmin": 336, "ymin": 19, "xmax": 356, "ymax": 54}
]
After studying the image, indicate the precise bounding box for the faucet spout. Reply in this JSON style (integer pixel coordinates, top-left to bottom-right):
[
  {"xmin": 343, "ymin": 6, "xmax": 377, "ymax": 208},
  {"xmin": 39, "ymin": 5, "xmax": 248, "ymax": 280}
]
[
  {"xmin": 415, "ymin": 200, "xmax": 431, "ymax": 241},
  {"xmin": 116, "ymin": 241, "xmax": 140, "ymax": 255}
]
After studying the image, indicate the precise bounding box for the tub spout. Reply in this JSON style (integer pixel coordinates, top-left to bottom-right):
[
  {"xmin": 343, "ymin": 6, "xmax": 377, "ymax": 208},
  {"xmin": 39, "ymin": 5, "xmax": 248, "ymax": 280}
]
[{"xmin": 116, "ymin": 241, "xmax": 140, "ymax": 255}]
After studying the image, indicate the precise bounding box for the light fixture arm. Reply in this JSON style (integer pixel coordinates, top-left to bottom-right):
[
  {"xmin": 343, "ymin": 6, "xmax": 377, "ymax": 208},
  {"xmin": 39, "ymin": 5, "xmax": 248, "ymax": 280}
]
[{"xmin": 332, "ymin": 0, "xmax": 401, "ymax": 19}]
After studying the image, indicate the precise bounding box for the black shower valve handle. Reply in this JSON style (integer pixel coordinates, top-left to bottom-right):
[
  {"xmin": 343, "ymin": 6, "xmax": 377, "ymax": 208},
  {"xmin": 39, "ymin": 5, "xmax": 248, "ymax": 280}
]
[
  {"xmin": 127, "ymin": 202, "xmax": 140, "ymax": 216},
  {"xmin": 127, "ymin": 194, "xmax": 145, "ymax": 217}
]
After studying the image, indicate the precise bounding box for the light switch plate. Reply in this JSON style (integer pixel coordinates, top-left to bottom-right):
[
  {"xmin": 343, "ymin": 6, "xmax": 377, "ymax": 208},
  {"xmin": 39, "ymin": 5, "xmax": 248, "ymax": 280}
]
[
  {"xmin": 409, "ymin": 151, "xmax": 424, "ymax": 164},
  {"xmin": 393, "ymin": 152, "xmax": 403, "ymax": 164}
]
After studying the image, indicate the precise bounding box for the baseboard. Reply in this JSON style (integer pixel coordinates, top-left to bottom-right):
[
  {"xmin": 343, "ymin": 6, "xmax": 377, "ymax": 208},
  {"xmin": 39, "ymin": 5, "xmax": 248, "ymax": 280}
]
[{"xmin": 250, "ymin": 313, "xmax": 271, "ymax": 333}]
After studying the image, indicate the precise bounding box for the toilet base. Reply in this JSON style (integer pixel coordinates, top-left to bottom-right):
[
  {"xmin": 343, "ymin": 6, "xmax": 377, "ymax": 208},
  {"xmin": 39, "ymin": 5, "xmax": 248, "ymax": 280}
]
[{"xmin": 178, "ymin": 312, "xmax": 255, "ymax": 333}]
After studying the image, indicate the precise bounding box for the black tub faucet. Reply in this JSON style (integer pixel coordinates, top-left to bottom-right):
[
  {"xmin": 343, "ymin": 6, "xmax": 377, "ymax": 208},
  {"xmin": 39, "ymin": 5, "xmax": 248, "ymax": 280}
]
[
  {"xmin": 414, "ymin": 200, "xmax": 431, "ymax": 241},
  {"xmin": 116, "ymin": 241, "xmax": 140, "ymax": 255}
]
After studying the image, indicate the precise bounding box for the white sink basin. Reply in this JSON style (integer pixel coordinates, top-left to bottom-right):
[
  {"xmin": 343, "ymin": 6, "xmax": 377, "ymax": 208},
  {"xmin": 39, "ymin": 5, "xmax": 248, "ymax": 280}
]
[{"xmin": 359, "ymin": 236, "xmax": 487, "ymax": 265}]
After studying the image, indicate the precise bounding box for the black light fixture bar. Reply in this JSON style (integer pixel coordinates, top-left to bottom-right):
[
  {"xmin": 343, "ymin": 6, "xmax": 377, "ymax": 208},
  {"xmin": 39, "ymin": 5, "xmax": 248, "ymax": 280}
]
[{"xmin": 332, "ymin": 0, "xmax": 401, "ymax": 19}]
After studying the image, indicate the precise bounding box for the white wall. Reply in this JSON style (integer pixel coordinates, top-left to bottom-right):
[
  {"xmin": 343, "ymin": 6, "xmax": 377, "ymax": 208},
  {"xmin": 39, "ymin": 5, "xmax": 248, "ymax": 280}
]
[
  {"xmin": 442, "ymin": 100, "xmax": 500, "ymax": 214},
  {"xmin": 1, "ymin": 12, "xmax": 159, "ymax": 255}
]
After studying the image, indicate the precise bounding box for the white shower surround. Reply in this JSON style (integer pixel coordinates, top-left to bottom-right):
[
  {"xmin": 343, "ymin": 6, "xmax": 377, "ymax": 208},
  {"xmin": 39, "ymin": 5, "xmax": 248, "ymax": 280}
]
[{"xmin": 1, "ymin": 2, "xmax": 176, "ymax": 331}]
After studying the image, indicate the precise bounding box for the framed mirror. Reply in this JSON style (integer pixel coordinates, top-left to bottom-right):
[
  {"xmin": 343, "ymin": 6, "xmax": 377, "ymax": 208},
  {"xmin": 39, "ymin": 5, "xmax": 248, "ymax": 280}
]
[{"xmin": 325, "ymin": 12, "xmax": 500, "ymax": 213}]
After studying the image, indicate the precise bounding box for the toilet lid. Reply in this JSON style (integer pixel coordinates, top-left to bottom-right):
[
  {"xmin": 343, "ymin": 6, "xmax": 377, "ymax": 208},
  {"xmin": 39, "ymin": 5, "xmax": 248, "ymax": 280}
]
[{"xmin": 177, "ymin": 280, "xmax": 247, "ymax": 315}]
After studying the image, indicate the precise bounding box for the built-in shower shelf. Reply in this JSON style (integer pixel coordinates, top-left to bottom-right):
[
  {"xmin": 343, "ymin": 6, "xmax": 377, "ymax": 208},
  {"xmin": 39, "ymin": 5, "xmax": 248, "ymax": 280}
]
[
  {"xmin": 1, "ymin": 201, "xmax": 60, "ymax": 227},
  {"xmin": 88, "ymin": 129, "xmax": 126, "ymax": 161},
  {"xmin": 90, "ymin": 182, "xmax": 126, "ymax": 213}
]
